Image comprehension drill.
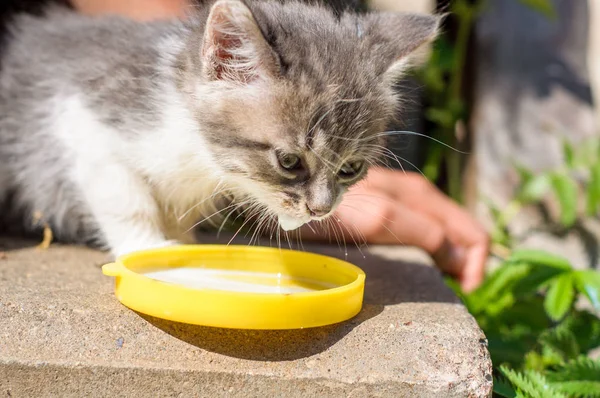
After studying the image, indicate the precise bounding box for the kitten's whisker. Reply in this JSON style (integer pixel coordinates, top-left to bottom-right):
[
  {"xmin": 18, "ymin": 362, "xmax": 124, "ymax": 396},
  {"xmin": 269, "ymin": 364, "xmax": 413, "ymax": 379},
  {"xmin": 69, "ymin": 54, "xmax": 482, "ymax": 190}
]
[
  {"xmin": 227, "ymin": 202, "xmax": 261, "ymax": 245},
  {"xmin": 284, "ymin": 230, "xmax": 292, "ymax": 250},
  {"xmin": 248, "ymin": 213, "xmax": 264, "ymax": 246},
  {"xmin": 327, "ymin": 217, "xmax": 343, "ymax": 252},
  {"xmin": 184, "ymin": 201, "xmax": 242, "ymax": 233},
  {"xmin": 249, "ymin": 208, "xmax": 273, "ymax": 246},
  {"xmin": 216, "ymin": 198, "xmax": 253, "ymax": 237},
  {"xmin": 333, "ymin": 216, "xmax": 348, "ymax": 255},
  {"xmin": 345, "ymin": 193, "xmax": 398, "ymax": 205},
  {"xmin": 277, "ymin": 224, "xmax": 282, "ymax": 251},
  {"xmin": 242, "ymin": 206, "xmax": 263, "ymax": 242},
  {"xmin": 307, "ymin": 143, "xmax": 337, "ymax": 174},
  {"xmin": 177, "ymin": 182, "xmax": 227, "ymax": 221},
  {"xmin": 296, "ymin": 228, "xmax": 305, "ymax": 252},
  {"xmin": 364, "ymin": 145, "xmax": 407, "ymax": 175},
  {"xmin": 307, "ymin": 106, "xmax": 335, "ymax": 138},
  {"xmin": 334, "ymin": 216, "xmax": 364, "ymax": 257},
  {"xmin": 255, "ymin": 213, "xmax": 274, "ymax": 246},
  {"xmin": 339, "ymin": 204, "xmax": 405, "ymax": 245},
  {"xmin": 377, "ymin": 131, "xmax": 468, "ymax": 154},
  {"xmin": 363, "ymin": 145, "xmax": 427, "ymax": 179},
  {"xmin": 345, "ymin": 220, "xmax": 369, "ymax": 250},
  {"xmin": 324, "ymin": 130, "xmax": 466, "ymax": 158}
]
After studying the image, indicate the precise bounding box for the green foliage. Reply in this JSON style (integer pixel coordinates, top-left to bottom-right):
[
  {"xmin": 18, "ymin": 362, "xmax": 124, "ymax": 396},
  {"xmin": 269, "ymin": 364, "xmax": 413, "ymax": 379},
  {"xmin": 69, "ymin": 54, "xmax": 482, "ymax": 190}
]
[
  {"xmin": 575, "ymin": 271, "xmax": 600, "ymax": 312},
  {"xmin": 587, "ymin": 163, "xmax": 600, "ymax": 216},
  {"xmin": 550, "ymin": 172, "xmax": 579, "ymax": 227},
  {"xmin": 494, "ymin": 375, "xmax": 517, "ymax": 397},
  {"xmin": 487, "ymin": 138, "xmax": 600, "ymax": 250},
  {"xmin": 544, "ymin": 274, "xmax": 574, "ymax": 321},
  {"xmin": 546, "ymin": 357, "xmax": 600, "ymax": 397},
  {"xmin": 497, "ymin": 358, "xmax": 600, "ymax": 398},
  {"xmin": 453, "ymin": 247, "xmax": 600, "ymax": 397},
  {"xmin": 420, "ymin": 3, "xmax": 599, "ymax": 397}
]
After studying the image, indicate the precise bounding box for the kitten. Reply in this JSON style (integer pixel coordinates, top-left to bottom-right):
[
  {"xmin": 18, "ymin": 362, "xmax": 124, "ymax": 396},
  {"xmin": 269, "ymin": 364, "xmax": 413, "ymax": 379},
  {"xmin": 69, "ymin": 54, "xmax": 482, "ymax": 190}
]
[{"xmin": 0, "ymin": 0, "xmax": 439, "ymax": 257}]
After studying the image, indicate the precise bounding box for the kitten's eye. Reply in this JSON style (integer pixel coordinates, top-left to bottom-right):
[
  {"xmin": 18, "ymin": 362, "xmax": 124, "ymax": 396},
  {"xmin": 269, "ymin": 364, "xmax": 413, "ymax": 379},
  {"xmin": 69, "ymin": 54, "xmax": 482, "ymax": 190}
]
[
  {"xmin": 338, "ymin": 160, "xmax": 364, "ymax": 179},
  {"xmin": 278, "ymin": 153, "xmax": 302, "ymax": 171}
]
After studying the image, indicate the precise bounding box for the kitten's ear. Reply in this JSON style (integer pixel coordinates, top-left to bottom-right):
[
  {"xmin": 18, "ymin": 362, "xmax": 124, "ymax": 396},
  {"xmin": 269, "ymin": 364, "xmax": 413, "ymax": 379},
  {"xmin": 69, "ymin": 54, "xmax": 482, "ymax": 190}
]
[
  {"xmin": 201, "ymin": 0, "xmax": 279, "ymax": 84},
  {"xmin": 363, "ymin": 13, "xmax": 441, "ymax": 81}
]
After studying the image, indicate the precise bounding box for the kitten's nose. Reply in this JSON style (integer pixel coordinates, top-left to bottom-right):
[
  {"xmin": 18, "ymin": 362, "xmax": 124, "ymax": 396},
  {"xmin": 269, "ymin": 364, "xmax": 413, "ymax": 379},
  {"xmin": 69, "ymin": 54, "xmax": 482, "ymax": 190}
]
[{"xmin": 307, "ymin": 204, "xmax": 330, "ymax": 218}]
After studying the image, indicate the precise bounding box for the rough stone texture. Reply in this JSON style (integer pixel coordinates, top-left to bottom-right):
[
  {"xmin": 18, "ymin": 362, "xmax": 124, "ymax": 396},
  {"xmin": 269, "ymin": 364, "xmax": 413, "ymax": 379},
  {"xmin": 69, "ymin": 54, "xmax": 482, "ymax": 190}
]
[{"xmin": 0, "ymin": 235, "xmax": 492, "ymax": 397}]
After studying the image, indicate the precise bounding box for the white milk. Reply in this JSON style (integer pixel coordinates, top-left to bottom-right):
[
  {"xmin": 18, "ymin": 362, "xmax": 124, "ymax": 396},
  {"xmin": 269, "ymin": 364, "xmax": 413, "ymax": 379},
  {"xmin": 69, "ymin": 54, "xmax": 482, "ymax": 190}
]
[{"xmin": 143, "ymin": 268, "xmax": 337, "ymax": 294}]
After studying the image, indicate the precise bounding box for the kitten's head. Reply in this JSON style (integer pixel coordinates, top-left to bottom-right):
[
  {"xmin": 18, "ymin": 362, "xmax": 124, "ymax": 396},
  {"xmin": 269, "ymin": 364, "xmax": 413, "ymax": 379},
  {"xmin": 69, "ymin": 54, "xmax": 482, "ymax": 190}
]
[{"xmin": 180, "ymin": 0, "xmax": 439, "ymax": 230}]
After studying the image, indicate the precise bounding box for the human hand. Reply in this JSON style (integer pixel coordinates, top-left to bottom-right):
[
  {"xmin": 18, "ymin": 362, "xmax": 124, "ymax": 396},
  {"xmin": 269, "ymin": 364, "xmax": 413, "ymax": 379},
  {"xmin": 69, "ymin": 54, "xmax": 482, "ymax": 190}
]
[
  {"xmin": 305, "ymin": 168, "xmax": 489, "ymax": 292},
  {"xmin": 71, "ymin": 0, "xmax": 188, "ymax": 20}
]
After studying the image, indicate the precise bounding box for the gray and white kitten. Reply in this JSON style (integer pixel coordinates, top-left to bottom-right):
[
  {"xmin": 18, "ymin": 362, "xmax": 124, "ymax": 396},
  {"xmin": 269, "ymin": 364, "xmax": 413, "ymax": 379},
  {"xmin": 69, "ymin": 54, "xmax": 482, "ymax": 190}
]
[{"xmin": 0, "ymin": 0, "xmax": 438, "ymax": 257}]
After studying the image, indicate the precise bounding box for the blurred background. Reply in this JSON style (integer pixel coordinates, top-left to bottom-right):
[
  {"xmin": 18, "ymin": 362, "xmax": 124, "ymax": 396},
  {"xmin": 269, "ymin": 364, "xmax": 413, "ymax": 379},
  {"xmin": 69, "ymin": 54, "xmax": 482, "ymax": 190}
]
[
  {"xmin": 373, "ymin": 0, "xmax": 600, "ymax": 276},
  {"xmin": 374, "ymin": 2, "xmax": 600, "ymax": 393}
]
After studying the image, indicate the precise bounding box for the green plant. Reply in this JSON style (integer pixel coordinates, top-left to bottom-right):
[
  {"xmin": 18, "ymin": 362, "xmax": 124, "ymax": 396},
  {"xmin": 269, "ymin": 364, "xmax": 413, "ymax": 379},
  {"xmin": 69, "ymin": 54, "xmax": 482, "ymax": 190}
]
[
  {"xmin": 447, "ymin": 249, "xmax": 600, "ymax": 397},
  {"xmin": 487, "ymin": 137, "xmax": 600, "ymax": 251},
  {"xmin": 459, "ymin": 137, "xmax": 600, "ymax": 396}
]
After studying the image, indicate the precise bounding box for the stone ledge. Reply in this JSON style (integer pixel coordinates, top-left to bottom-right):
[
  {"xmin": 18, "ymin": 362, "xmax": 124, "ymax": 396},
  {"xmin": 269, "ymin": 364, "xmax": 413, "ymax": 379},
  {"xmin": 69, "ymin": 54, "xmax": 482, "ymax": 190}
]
[{"xmin": 0, "ymin": 236, "xmax": 492, "ymax": 397}]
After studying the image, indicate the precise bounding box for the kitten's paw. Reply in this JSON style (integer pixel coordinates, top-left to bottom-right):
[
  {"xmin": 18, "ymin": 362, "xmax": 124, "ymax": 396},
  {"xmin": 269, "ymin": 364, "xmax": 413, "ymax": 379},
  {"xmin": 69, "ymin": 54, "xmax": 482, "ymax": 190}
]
[{"xmin": 113, "ymin": 240, "xmax": 183, "ymax": 258}]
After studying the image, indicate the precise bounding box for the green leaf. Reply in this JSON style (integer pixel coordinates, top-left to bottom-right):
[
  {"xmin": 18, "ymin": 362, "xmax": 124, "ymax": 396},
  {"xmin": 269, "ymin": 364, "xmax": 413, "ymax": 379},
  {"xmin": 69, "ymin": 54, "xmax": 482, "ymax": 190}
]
[
  {"xmin": 494, "ymin": 295, "xmax": 550, "ymax": 333},
  {"xmin": 526, "ymin": 371, "xmax": 569, "ymax": 398},
  {"xmin": 539, "ymin": 327, "xmax": 580, "ymax": 362},
  {"xmin": 500, "ymin": 366, "xmax": 542, "ymax": 398},
  {"xmin": 518, "ymin": 174, "xmax": 551, "ymax": 203},
  {"xmin": 586, "ymin": 162, "xmax": 600, "ymax": 216},
  {"xmin": 494, "ymin": 375, "xmax": 517, "ymax": 398},
  {"xmin": 512, "ymin": 265, "xmax": 568, "ymax": 295},
  {"xmin": 509, "ymin": 250, "xmax": 572, "ymax": 270},
  {"xmin": 544, "ymin": 273, "xmax": 575, "ymax": 321},
  {"xmin": 425, "ymin": 107, "xmax": 455, "ymax": 128},
  {"xmin": 552, "ymin": 381, "xmax": 600, "ymax": 397},
  {"xmin": 422, "ymin": 143, "xmax": 443, "ymax": 182},
  {"xmin": 518, "ymin": 0, "xmax": 557, "ymax": 19},
  {"xmin": 468, "ymin": 263, "xmax": 531, "ymax": 314},
  {"xmin": 487, "ymin": 332, "xmax": 534, "ymax": 368},
  {"xmin": 577, "ymin": 138, "xmax": 600, "ymax": 167},
  {"xmin": 574, "ymin": 270, "xmax": 600, "ymax": 311},
  {"xmin": 500, "ymin": 366, "xmax": 567, "ymax": 398},
  {"xmin": 515, "ymin": 164, "xmax": 535, "ymax": 185},
  {"xmin": 550, "ymin": 173, "xmax": 579, "ymax": 227},
  {"xmin": 563, "ymin": 140, "xmax": 576, "ymax": 169},
  {"xmin": 544, "ymin": 310, "xmax": 600, "ymax": 356},
  {"xmin": 547, "ymin": 357, "xmax": 600, "ymax": 397},
  {"xmin": 547, "ymin": 356, "xmax": 600, "ymax": 382}
]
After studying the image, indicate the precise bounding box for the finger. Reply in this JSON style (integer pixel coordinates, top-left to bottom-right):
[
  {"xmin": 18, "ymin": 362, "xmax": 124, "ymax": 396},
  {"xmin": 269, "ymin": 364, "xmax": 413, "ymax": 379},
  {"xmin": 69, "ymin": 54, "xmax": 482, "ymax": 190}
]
[
  {"xmin": 461, "ymin": 244, "xmax": 488, "ymax": 292},
  {"xmin": 334, "ymin": 194, "xmax": 467, "ymax": 278},
  {"xmin": 73, "ymin": 0, "xmax": 188, "ymax": 20},
  {"xmin": 363, "ymin": 169, "xmax": 488, "ymax": 248},
  {"xmin": 370, "ymin": 171, "xmax": 489, "ymax": 289}
]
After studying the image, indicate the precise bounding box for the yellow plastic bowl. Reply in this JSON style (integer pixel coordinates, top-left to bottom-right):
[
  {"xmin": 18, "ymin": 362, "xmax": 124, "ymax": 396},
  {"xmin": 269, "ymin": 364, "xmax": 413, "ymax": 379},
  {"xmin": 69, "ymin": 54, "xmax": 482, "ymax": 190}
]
[{"xmin": 102, "ymin": 245, "xmax": 365, "ymax": 330}]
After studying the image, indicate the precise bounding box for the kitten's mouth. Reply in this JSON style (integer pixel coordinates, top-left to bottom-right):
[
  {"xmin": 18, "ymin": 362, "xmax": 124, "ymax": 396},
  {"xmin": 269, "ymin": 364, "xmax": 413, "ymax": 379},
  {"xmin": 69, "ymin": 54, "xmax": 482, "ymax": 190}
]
[{"xmin": 278, "ymin": 215, "xmax": 310, "ymax": 231}]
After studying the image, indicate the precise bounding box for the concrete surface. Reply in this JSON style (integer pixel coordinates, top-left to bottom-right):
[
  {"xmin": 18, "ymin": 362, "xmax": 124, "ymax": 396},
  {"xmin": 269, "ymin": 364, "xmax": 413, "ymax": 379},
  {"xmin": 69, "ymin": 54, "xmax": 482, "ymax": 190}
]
[{"xmin": 0, "ymin": 235, "xmax": 492, "ymax": 397}]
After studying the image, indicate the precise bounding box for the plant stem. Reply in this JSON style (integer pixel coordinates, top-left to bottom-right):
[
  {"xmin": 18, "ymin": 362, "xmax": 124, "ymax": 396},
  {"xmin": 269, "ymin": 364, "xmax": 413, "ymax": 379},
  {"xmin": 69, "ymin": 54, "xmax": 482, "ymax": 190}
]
[{"xmin": 444, "ymin": 0, "xmax": 484, "ymax": 202}]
